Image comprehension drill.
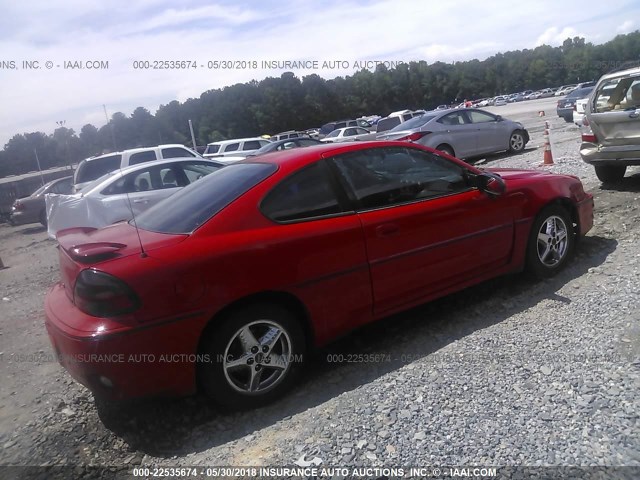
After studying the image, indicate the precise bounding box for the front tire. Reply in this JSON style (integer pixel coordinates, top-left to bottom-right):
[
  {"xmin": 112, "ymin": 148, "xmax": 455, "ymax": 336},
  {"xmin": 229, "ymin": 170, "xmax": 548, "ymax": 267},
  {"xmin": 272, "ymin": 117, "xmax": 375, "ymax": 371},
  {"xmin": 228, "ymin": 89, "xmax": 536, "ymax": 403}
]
[
  {"xmin": 526, "ymin": 206, "xmax": 575, "ymax": 278},
  {"xmin": 594, "ymin": 165, "xmax": 626, "ymax": 184},
  {"xmin": 198, "ymin": 303, "xmax": 306, "ymax": 409},
  {"xmin": 508, "ymin": 130, "xmax": 526, "ymax": 153}
]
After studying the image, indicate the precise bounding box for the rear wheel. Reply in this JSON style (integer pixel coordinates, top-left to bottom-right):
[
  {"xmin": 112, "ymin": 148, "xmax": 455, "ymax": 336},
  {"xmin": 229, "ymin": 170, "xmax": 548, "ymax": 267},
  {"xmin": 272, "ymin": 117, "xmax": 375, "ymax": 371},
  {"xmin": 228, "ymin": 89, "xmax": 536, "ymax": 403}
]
[
  {"xmin": 198, "ymin": 303, "xmax": 306, "ymax": 409},
  {"xmin": 594, "ymin": 165, "xmax": 626, "ymax": 184},
  {"xmin": 436, "ymin": 144, "xmax": 455, "ymax": 157},
  {"xmin": 526, "ymin": 206, "xmax": 575, "ymax": 278},
  {"xmin": 39, "ymin": 209, "xmax": 47, "ymax": 227}
]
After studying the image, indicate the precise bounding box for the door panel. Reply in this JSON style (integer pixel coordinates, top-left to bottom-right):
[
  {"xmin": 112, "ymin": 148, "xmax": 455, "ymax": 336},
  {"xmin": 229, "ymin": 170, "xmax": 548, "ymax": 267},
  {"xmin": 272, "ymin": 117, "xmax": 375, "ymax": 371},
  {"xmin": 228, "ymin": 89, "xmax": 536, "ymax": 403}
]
[{"xmin": 359, "ymin": 190, "xmax": 514, "ymax": 314}]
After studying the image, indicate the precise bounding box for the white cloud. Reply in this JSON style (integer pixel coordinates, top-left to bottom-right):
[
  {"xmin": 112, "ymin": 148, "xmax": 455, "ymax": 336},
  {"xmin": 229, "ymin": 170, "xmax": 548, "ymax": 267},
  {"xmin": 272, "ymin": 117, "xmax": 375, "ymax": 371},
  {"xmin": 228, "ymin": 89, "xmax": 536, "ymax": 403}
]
[
  {"xmin": 535, "ymin": 26, "xmax": 587, "ymax": 46},
  {"xmin": 616, "ymin": 20, "xmax": 634, "ymax": 34}
]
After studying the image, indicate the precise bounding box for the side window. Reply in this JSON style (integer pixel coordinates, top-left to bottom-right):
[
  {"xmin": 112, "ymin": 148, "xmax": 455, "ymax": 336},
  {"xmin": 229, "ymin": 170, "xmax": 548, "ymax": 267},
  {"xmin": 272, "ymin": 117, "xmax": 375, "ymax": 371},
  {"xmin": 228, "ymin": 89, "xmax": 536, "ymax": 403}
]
[
  {"xmin": 277, "ymin": 141, "xmax": 296, "ymax": 150},
  {"xmin": 355, "ymin": 128, "xmax": 369, "ymax": 135},
  {"xmin": 102, "ymin": 168, "xmax": 155, "ymax": 195},
  {"xmin": 298, "ymin": 139, "xmax": 319, "ymax": 147},
  {"xmin": 335, "ymin": 122, "xmax": 347, "ymax": 129},
  {"xmin": 224, "ymin": 143, "xmax": 240, "ymax": 152},
  {"xmin": 344, "ymin": 128, "xmax": 358, "ymax": 136},
  {"xmin": 332, "ymin": 147, "xmax": 469, "ymax": 210},
  {"xmin": 467, "ymin": 111, "xmax": 496, "ymax": 123},
  {"xmin": 180, "ymin": 162, "xmax": 222, "ymax": 184},
  {"xmin": 438, "ymin": 112, "xmax": 468, "ymax": 125},
  {"xmin": 242, "ymin": 140, "xmax": 261, "ymax": 151},
  {"xmin": 259, "ymin": 140, "xmax": 271, "ymax": 147},
  {"xmin": 129, "ymin": 151, "xmax": 158, "ymax": 166},
  {"xmin": 261, "ymin": 162, "xmax": 344, "ymax": 222},
  {"xmin": 162, "ymin": 147, "xmax": 195, "ymax": 158}
]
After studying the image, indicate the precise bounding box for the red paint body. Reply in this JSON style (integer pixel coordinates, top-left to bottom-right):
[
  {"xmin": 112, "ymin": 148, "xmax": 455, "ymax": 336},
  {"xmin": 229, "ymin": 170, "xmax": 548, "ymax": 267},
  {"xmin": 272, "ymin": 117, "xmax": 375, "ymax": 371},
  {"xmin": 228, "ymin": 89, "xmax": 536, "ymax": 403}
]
[{"xmin": 44, "ymin": 142, "xmax": 594, "ymax": 400}]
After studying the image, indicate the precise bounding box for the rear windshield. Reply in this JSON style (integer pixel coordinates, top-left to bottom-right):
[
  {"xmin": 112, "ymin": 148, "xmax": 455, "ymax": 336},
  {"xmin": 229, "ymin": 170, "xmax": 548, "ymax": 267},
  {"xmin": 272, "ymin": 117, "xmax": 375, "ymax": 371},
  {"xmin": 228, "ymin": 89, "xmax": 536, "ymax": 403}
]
[
  {"xmin": 75, "ymin": 155, "xmax": 122, "ymax": 183},
  {"xmin": 376, "ymin": 117, "xmax": 402, "ymax": 133},
  {"xmin": 390, "ymin": 115, "xmax": 435, "ymax": 131},
  {"xmin": 135, "ymin": 162, "xmax": 277, "ymax": 234},
  {"xmin": 320, "ymin": 123, "xmax": 336, "ymax": 135}
]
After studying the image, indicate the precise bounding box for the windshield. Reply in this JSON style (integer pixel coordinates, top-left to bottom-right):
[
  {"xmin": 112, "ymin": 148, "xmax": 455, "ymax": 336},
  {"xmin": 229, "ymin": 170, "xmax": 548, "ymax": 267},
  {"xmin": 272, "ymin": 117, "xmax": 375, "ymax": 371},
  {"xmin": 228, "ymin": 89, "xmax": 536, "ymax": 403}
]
[
  {"xmin": 204, "ymin": 144, "xmax": 220, "ymax": 155},
  {"xmin": 325, "ymin": 130, "xmax": 341, "ymax": 138},
  {"xmin": 389, "ymin": 115, "xmax": 435, "ymax": 132},
  {"xmin": 31, "ymin": 183, "xmax": 48, "ymax": 196},
  {"xmin": 567, "ymin": 87, "xmax": 593, "ymax": 99},
  {"xmin": 135, "ymin": 162, "xmax": 277, "ymax": 234}
]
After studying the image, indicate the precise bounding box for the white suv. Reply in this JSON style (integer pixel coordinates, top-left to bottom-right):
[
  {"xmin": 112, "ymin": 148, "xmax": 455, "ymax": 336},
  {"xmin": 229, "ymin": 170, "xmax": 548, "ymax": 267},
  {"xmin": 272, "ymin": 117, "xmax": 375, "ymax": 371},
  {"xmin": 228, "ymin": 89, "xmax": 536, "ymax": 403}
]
[
  {"xmin": 73, "ymin": 144, "xmax": 200, "ymax": 192},
  {"xmin": 203, "ymin": 138, "xmax": 271, "ymax": 158}
]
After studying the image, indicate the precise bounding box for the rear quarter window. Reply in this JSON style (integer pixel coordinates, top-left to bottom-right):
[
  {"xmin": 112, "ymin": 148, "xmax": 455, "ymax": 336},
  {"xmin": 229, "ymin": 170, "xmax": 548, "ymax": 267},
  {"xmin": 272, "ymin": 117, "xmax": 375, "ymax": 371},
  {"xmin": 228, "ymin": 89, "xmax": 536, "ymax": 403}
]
[{"xmin": 128, "ymin": 151, "xmax": 158, "ymax": 166}]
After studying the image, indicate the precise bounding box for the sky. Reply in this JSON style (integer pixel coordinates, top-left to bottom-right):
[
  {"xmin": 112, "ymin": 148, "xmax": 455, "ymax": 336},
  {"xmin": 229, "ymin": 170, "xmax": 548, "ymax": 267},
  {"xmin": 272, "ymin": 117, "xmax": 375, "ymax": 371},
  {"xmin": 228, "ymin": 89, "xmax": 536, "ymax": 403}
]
[{"xmin": 0, "ymin": 0, "xmax": 638, "ymax": 147}]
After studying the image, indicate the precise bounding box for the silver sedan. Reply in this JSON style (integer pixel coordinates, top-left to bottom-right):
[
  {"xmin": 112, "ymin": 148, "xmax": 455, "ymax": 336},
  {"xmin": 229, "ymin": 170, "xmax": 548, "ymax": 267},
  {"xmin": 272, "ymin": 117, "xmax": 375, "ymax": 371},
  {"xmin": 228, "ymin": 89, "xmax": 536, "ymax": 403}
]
[
  {"xmin": 320, "ymin": 127, "xmax": 378, "ymax": 143},
  {"xmin": 376, "ymin": 108, "xmax": 529, "ymax": 159}
]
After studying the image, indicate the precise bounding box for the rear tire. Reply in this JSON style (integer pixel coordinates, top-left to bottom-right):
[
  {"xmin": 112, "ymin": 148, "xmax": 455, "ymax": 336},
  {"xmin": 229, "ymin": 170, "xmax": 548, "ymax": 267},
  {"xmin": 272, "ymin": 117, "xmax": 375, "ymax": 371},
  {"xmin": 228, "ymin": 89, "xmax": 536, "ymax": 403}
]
[
  {"xmin": 436, "ymin": 144, "xmax": 455, "ymax": 157},
  {"xmin": 526, "ymin": 205, "xmax": 575, "ymax": 279},
  {"xmin": 594, "ymin": 165, "xmax": 626, "ymax": 184},
  {"xmin": 39, "ymin": 209, "xmax": 47, "ymax": 227},
  {"xmin": 198, "ymin": 303, "xmax": 306, "ymax": 409}
]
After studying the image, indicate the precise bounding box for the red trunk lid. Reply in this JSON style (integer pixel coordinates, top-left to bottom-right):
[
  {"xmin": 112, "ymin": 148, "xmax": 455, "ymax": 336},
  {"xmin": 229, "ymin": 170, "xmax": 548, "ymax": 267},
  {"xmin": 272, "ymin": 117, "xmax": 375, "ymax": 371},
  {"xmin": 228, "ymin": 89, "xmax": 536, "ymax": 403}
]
[{"xmin": 56, "ymin": 223, "xmax": 187, "ymax": 301}]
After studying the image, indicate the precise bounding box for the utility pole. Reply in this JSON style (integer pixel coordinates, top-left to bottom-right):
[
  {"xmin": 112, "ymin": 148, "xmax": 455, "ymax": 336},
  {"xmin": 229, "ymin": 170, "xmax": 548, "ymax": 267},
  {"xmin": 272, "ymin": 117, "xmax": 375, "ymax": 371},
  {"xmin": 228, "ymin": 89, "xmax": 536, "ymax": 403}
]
[
  {"xmin": 188, "ymin": 119, "xmax": 197, "ymax": 151},
  {"xmin": 56, "ymin": 120, "xmax": 74, "ymax": 170},
  {"xmin": 34, "ymin": 148, "xmax": 45, "ymax": 186},
  {"xmin": 103, "ymin": 104, "xmax": 117, "ymax": 151}
]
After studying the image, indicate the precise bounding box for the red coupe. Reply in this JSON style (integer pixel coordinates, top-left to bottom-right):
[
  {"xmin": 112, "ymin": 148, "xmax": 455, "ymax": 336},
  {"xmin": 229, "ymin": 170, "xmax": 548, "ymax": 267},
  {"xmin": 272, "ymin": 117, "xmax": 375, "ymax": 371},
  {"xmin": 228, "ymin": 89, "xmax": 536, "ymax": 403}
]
[{"xmin": 44, "ymin": 142, "xmax": 594, "ymax": 408}]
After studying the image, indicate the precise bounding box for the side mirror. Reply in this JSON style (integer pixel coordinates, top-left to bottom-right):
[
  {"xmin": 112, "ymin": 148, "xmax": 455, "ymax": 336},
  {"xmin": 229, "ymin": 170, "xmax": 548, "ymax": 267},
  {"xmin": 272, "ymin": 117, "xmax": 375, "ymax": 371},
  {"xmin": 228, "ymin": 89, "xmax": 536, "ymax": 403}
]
[
  {"xmin": 475, "ymin": 172, "xmax": 506, "ymax": 197},
  {"xmin": 495, "ymin": 115, "xmax": 503, "ymax": 122}
]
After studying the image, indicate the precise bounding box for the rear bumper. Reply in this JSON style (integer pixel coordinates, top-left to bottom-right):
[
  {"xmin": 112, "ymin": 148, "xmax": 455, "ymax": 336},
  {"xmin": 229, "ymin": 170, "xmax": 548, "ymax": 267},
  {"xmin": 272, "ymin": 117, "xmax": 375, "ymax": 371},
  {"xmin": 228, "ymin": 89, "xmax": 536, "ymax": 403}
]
[
  {"xmin": 580, "ymin": 142, "xmax": 640, "ymax": 165},
  {"xmin": 9, "ymin": 210, "xmax": 38, "ymax": 226},
  {"xmin": 44, "ymin": 283, "xmax": 208, "ymax": 401}
]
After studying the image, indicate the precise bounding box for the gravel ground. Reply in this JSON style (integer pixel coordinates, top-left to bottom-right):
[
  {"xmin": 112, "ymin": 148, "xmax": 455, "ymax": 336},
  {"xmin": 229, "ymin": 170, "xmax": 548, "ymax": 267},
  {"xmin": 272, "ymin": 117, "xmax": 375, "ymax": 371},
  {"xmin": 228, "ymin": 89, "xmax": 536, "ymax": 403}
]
[{"xmin": 0, "ymin": 100, "xmax": 639, "ymax": 479}]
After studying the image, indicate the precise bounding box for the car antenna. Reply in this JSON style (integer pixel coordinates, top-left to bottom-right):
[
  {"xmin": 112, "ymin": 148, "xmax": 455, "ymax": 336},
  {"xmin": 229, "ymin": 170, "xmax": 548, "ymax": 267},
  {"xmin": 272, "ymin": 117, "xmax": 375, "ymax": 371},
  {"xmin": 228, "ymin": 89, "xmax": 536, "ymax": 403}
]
[{"xmin": 120, "ymin": 166, "xmax": 147, "ymax": 258}]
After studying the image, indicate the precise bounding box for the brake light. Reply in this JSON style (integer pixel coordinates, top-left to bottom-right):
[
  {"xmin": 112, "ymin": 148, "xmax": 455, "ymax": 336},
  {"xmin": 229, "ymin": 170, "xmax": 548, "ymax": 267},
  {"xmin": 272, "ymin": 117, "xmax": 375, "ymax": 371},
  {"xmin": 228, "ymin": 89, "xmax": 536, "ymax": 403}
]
[
  {"xmin": 74, "ymin": 269, "xmax": 140, "ymax": 317},
  {"xmin": 582, "ymin": 132, "xmax": 597, "ymax": 143},
  {"xmin": 398, "ymin": 131, "xmax": 431, "ymax": 142}
]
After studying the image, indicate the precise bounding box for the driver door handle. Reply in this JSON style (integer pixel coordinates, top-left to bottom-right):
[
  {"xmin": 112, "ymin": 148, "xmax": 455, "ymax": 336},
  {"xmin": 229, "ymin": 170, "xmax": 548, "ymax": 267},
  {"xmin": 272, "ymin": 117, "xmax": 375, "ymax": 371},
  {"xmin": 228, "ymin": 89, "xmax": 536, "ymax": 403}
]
[{"xmin": 376, "ymin": 223, "xmax": 400, "ymax": 237}]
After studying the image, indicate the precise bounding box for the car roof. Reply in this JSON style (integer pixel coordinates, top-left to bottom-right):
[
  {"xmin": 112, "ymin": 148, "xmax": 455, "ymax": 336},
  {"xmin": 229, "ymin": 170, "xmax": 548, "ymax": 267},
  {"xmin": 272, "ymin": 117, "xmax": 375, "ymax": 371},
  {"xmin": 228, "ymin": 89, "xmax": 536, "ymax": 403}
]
[
  {"xmin": 86, "ymin": 157, "xmax": 222, "ymax": 190},
  {"xmin": 207, "ymin": 137, "xmax": 268, "ymax": 146},
  {"xmin": 241, "ymin": 140, "xmax": 469, "ymax": 176}
]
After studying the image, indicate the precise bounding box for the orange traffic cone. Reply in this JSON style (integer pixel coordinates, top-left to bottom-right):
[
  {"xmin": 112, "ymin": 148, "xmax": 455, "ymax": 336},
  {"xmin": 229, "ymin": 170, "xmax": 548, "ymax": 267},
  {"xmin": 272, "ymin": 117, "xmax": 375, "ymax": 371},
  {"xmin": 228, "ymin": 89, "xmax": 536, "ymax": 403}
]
[{"xmin": 541, "ymin": 121, "xmax": 554, "ymax": 166}]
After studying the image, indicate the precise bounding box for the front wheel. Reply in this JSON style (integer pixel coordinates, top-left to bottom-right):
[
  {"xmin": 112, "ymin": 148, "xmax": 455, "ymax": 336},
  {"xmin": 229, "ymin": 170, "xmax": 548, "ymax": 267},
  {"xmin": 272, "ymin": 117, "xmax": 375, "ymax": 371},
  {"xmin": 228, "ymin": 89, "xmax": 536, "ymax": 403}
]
[
  {"xmin": 594, "ymin": 165, "xmax": 626, "ymax": 184},
  {"xmin": 508, "ymin": 130, "xmax": 526, "ymax": 153},
  {"xmin": 198, "ymin": 303, "xmax": 306, "ymax": 409},
  {"xmin": 526, "ymin": 206, "xmax": 575, "ymax": 278}
]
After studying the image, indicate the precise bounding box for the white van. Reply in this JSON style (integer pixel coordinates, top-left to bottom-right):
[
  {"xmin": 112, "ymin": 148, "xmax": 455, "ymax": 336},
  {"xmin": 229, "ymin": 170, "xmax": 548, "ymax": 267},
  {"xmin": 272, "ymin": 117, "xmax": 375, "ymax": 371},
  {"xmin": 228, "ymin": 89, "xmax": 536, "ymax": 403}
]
[
  {"xmin": 73, "ymin": 144, "xmax": 200, "ymax": 192},
  {"xmin": 203, "ymin": 138, "xmax": 271, "ymax": 158}
]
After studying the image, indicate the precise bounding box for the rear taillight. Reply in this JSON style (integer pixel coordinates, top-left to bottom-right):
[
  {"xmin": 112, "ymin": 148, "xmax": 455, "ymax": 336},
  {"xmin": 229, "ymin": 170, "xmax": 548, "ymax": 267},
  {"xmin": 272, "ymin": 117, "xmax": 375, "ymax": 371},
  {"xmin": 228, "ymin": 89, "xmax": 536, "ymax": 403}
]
[
  {"xmin": 582, "ymin": 132, "xmax": 597, "ymax": 143},
  {"xmin": 398, "ymin": 132, "xmax": 431, "ymax": 142},
  {"xmin": 74, "ymin": 269, "xmax": 140, "ymax": 317}
]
